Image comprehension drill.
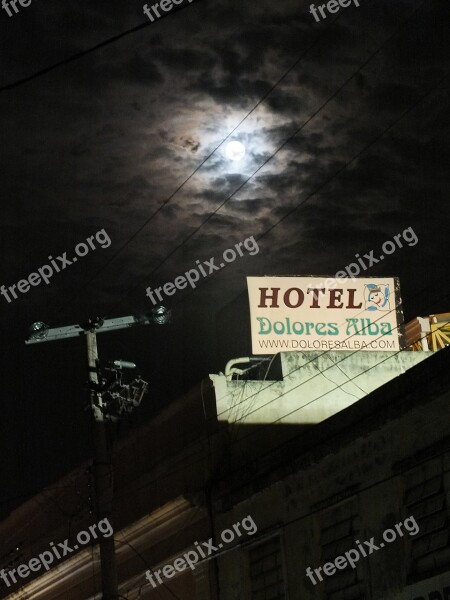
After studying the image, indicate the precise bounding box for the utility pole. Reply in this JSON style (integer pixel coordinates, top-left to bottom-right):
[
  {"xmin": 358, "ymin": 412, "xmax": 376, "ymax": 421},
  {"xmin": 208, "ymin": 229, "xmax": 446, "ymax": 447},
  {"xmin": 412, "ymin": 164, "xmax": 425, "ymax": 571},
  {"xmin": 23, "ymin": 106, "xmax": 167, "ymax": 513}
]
[
  {"xmin": 87, "ymin": 326, "xmax": 117, "ymax": 599},
  {"xmin": 25, "ymin": 309, "xmax": 170, "ymax": 599}
]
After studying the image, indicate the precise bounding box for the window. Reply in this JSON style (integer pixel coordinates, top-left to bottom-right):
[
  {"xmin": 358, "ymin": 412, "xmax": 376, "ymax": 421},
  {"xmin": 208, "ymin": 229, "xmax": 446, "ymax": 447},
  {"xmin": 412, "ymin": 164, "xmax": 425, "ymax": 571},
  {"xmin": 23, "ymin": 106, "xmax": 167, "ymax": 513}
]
[
  {"xmin": 405, "ymin": 462, "xmax": 450, "ymax": 581},
  {"xmin": 320, "ymin": 501, "xmax": 365, "ymax": 600},
  {"xmin": 248, "ymin": 536, "xmax": 286, "ymax": 600}
]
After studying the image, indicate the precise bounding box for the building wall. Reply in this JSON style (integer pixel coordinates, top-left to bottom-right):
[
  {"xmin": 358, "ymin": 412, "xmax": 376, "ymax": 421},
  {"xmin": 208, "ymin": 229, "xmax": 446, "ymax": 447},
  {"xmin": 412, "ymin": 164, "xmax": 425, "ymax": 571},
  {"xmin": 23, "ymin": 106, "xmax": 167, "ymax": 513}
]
[
  {"xmin": 211, "ymin": 351, "xmax": 428, "ymax": 427},
  {"xmin": 1, "ymin": 347, "xmax": 448, "ymax": 600},
  {"xmin": 213, "ymin": 353, "xmax": 450, "ymax": 600}
]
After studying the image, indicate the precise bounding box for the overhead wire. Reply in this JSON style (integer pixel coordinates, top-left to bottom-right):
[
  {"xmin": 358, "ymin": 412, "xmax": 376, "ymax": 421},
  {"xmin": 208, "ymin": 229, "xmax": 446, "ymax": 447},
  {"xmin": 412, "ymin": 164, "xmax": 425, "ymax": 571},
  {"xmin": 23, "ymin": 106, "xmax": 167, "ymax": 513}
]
[
  {"xmin": 6, "ymin": 307, "xmax": 447, "ymax": 574},
  {"xmin": 198, "ymin": 286, "xmax": 447, "ymax": 413},
  {"xmin": 11, "ymin": 0, "xmax": 446, "ymax": 577},
  {"xmin": 212, "ymin": 308, "xmax": 450, "ymax": 426},
  {"xmin": 113, "ymin": 0, "xmax": 431, "ymax": 311},
  {"xmin": 46, "ymin": 4, "xmax": 348, "ymax": 321},
  {"xmin": 164, "ymin": 55, "xmax": 448, "ymax": 421},
  {"xmin": 230, "ymin": 355, "xmax": 282, "ymax": 425},
  {"xmin": 111, "ymin": 306, "xmax": 450, "ymax": 505},
  {"xmin": 112, "ymin": 378, "xmax": 253, "ymax": 598},
  {"xmin": 0, "ymin": 482, "xmax": 90, "ymax": 507},
  {"xmin": 300, "ymin": 350, "xmax": 362, "ymax": 401},
  {"xmin": 95, "ymin": 373, "xmax": 266, "ymax": 599},
  {"xmin": 16, "ymin": 287, "xmax": 442, "ymax": 519},
  {"xmin": 112, "ymin": 377, "xmax": 231, "ymax": 600},
  {"xmin": 211, "ymin": 281, "xmax": 397, "ymax": 424},
  {"xmin": 0, "ymin": 0, "xmax": 206, "ymax": 93},
  {"xmin": 6, "ymin": 309, "xmax": 448, "ymax": 592},
  {"xmin": 164, "ymin": 69, "xmax": 446, "ymax": 326},
  {"xmin": 3, "ymin": 1, "xmax": 438, "ymax": 430},
  {"xmin": 114, "ymin": 537, "xmax": 182, "ymax": 600},
  {"xmin": 227, "ymin": 356, "xmax": 281, "ymax": 426},
  {"xmin": 22, "ymin": 0, "xmax": 424, "ymax": 508},
  {"xmin": 9, "ymin": 433, "xmax": 450, "ymax": 598},
  {"xmin": 105, "ymin": 292, "xmax": 444, "ymax": 495},
  {"xmin": 23, "ymin": 2, "xmax": 439, "ymax": 456},
  {"xmin": 3, "ymin": 1, "xmax": 446, "ymax": 593},
  {"xmin": 102, "ymin": 4, "xmax": 447, "ymax": 421},
  {"xmin": 157, "ymin": 41, "xmax": 446, "ymax": 421},
  {"xmin": 72, "ymin": 2, "xmax": 442, "ymax": 458},
  {"xmin": 136, "ymin": 429, "xmax": 450, "ymax": 591},
  {"xmin": 47, "ymin": 0, "xmax": 426, "ymax": 320}
]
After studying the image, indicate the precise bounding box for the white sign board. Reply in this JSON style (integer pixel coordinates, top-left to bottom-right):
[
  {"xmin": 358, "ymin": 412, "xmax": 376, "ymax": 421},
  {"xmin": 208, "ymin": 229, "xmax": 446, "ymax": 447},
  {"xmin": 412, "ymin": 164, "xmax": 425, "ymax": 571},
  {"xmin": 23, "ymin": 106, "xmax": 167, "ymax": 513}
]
[{"xmin": 247, "ymin": 276, "xmax": 402, "ymax": 354}]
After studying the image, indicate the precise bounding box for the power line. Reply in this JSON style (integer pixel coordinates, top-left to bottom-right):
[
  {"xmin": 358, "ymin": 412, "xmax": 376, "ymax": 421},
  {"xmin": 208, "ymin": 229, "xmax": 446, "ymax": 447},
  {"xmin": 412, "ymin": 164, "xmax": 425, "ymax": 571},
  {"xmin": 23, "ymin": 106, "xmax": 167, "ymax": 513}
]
[
  {"xmin": 115, "ymin": 473, "xmax": 224, "ymax": 600},
  {"xmin": 256, "ymin": 85, "xmax": 447, "ymax": 243},
  {"xmin": 112, "ymin": 307, "xmax": 450, "ymax": 505},
  {"xmin": 210, "ymin": 253, "xmax": 450, "ymax": 416},
  {"xmin": 211, "ymin": 302, "xmax": 405, "ymax": 421},
  {"xmin": 206, "ymin": 305, "xmax": 450, "ymax": 429},
  {"xmin": 51, "ymin": 1, "xmax": 423, "ymax": 320},
  {"xmin": 7, "ymin": 4, "xmax": 441, "ymax": 435},
  {"xmin": 136, "ymin": 433, "xmax": 450, "ymax": 591},
  {"xmin": 134, "ymin": 66, "xmax": 446, "ymax": 431},
  {"xmin": 0, "ymin": 0, "xmax": 206, "ymax": 93},
  {"xmin": 113, "ymin": 367, "xmax": 244, "ymax": 600},
  {"xmin": 107, "ymin": 280, "xmax": 450, "ymax": 503},
  {"xmin": 233, "ymin": 327, "xmax": 447, "ymax": 430},
  {"xmin": 52, "ymin": 4, "xmax": 348, "ymax": 321},
  {"xmin": 4, "ymin": 3, "xmax": 444, "ymax": 589},
  {"xmin": 7, "ymin": 0, "xmax": 442, "ymax": 576},
  {"xmin": 115, "ymin": 538, "xmax": 183, "ymax": 600},
  {"xmin": 7, "ymin": 313, "xmax": 447, "ymax": 589},
  {"xmin": 164, "ymin": 72, "xmax": 447, "ymax": 419},
  {"xmin": 163, "ymin": 71, "xmax": 445, "ymax": 327},
  {"xmin": 12, "ymin": 425, "xmax": 450, "ymax": 598},
  {"xmin": 90, "ymin": 11, "xmax": 446, "ymax": 468},
  {"xmin": 111, "ymin": 0, "xmax": 429, "ymax": 309},
  {"xmin": 212, "ymin": 297, "xmax": 403, "ymax": 417}
]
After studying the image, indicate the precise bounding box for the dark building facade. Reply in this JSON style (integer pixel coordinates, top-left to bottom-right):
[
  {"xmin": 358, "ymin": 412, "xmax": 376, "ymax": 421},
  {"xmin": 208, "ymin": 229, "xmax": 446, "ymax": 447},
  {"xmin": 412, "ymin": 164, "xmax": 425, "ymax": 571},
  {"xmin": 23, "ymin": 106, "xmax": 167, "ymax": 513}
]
[
  {"xmin": 212, "ymin": 346, "xmax": 450, "ymax": 600},
  {"xmin": 0, "ymin": 345, "xmax": 449, "ymax": 600}
]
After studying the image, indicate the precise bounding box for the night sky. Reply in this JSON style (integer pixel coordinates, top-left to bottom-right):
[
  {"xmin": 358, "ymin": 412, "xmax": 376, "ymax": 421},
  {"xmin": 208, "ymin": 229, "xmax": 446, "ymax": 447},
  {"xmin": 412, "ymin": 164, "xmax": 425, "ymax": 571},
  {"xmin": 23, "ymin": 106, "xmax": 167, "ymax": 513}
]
[{"xmin": 0, "ymin": 0, "xmax": 448, "ymax": 515}]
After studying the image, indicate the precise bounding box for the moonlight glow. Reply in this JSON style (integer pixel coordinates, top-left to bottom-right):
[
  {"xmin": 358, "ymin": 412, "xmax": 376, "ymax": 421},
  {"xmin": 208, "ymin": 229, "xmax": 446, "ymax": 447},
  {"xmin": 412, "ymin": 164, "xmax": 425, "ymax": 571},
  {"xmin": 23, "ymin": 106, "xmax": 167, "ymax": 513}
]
[{"xmin": 225, "ymin": 140, "xmax": 246, "ymax": 161}]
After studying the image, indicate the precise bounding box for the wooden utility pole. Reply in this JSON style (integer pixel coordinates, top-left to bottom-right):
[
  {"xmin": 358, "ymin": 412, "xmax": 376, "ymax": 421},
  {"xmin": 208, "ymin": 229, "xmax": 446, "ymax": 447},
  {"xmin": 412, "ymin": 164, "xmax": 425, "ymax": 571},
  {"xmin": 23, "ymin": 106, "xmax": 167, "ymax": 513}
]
[
  {"xmin": 87, "ymin": 329, "xmax": 118, "ymax": 599},
  {"xmin": 25, "ymin": 309, "xmax": 170, "ymax": 599}
]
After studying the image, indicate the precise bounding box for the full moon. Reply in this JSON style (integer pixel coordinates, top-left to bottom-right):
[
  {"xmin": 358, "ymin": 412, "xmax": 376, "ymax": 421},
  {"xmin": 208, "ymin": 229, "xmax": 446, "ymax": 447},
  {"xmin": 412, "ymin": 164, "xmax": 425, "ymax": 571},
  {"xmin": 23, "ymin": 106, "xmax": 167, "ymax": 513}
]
[{"xmin": 225, "ymin": 140, "xmax": 246, "ymax": 161}]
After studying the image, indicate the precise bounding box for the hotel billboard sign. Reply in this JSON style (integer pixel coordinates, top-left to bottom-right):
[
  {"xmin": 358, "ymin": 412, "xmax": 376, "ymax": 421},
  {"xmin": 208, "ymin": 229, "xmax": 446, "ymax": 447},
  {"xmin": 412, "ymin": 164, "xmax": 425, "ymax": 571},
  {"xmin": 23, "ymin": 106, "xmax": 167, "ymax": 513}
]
[{"xmin": 247, "ymin": 276, "xmax": 403, "ymax": 354}]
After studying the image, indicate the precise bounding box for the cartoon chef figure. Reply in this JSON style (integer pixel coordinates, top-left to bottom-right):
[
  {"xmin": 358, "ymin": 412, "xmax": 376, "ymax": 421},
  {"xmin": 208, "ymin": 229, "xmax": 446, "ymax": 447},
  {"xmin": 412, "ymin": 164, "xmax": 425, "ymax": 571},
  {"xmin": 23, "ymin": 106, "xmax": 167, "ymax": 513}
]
[{"xmin": 365, "ymin": 284, "xmax": 390, "ymax": 311}]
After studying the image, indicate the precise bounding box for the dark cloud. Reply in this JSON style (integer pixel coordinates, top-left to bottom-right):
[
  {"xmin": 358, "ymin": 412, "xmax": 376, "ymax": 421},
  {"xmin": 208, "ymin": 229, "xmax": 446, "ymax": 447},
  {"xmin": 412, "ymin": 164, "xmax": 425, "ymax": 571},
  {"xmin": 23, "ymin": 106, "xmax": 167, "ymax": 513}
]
[{"xmin": 0, "ymin": 0, "xmax": 448, "ymax": 508}]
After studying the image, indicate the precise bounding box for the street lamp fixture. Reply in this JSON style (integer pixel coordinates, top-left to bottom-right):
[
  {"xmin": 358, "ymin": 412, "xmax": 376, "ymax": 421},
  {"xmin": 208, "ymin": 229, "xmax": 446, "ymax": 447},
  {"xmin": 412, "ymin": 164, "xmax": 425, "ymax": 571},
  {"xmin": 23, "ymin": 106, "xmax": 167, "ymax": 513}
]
[
  {"xmin": 152, "ymin": 305, "xmax": 171, "ymax": 325},
  {"xmin": 28, "ymin": 321, "xmax": 49, "ymax": 341}
]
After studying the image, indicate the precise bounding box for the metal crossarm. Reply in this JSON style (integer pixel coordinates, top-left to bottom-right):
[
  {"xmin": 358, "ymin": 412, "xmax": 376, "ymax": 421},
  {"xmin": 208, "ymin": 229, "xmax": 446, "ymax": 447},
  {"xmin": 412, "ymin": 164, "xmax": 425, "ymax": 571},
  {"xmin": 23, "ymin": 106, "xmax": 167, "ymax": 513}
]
[{"xmin": 25, "ymin": 315, "xmax": 155, "ymax": 344}]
